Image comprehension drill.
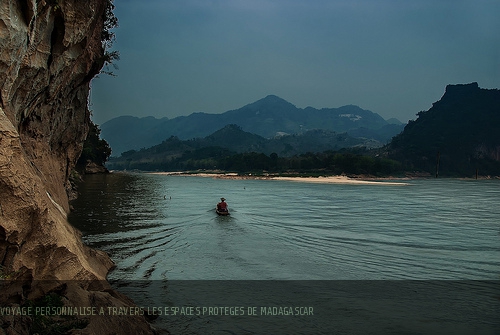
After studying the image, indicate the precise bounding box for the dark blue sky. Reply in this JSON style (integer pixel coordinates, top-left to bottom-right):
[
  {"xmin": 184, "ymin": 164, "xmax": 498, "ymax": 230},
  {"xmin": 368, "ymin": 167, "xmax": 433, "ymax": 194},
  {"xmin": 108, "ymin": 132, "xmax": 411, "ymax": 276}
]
[{"xmin": 90, "ymin": 0, "xmax": 500, "ymax": 124}]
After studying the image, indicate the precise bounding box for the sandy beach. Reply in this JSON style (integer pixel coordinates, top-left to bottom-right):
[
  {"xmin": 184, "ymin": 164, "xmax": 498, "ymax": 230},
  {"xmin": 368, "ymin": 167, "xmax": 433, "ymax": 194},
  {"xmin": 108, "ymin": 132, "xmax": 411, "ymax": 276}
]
[
  {"xmin": 269, "ymin": 175, "xmax": 410, "ymax": 186},
  {"xmin": 149, "ymin": 172, "xmax": 411, "ymax": 186}
]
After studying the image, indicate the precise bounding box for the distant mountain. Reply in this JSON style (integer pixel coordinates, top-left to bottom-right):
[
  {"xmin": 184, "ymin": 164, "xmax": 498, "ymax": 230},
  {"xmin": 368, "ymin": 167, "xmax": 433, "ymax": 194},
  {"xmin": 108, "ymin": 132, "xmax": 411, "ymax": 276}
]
[
  {"xmin": 195, "ymin": 124, "xmax": 377, "ymax": 156},
  {"xmin": 200, "ymin": 124, "xmax": 268, "ymax": 153},
  {"xmin": 99, "ymin": 115, "xmax": 168, "ymax": 156},
  {"xmin": 386, "ymin": 118, "xmax": 403, "ymax": 125},
  {"xmin": 101, "ymin": 95, "xmax": 403, "ymax": 156},
  {"xmin": 267, "ymin": 129, "xmax": 374, "ymax": 156},
  {"xmin": 385, "ymin": 83, "xmax": 500, "ymax": 176},
  {"xmin": 221, "ymin": 95, "xmax": 389, "ymax": 137},
  {"xmin": 347, "ymin": 123, "xmax": 405, "ymax": 144},
  {"xmin": 106, "ymin": 124, "xmax": 379, "ymax": 171},
  {"xmin": 105, "ymin": 83, "xmax": 500, "ymax": 177}
]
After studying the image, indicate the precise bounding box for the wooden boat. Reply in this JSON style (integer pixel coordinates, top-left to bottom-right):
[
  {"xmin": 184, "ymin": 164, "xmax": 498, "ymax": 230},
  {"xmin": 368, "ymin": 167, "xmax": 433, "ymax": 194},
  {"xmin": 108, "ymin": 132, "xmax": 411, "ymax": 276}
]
[{"xmin": 216, "ymin": 207, "xmax": 230, "ymax": 216}]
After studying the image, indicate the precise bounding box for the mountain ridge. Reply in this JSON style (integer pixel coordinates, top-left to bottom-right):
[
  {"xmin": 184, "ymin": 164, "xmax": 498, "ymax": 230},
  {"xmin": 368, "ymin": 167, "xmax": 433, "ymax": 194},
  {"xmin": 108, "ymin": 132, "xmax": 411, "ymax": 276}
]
[
  {"xmin": 106, "ymin": 123, "xmax": 375, "ymax": 171},
  {"xmin": 101, "ymin": 96, "xmax": 402, "ymax": 155},
  {"xmin": 107, "ymin": 83, "xmax": 500, "ymax": 177}
]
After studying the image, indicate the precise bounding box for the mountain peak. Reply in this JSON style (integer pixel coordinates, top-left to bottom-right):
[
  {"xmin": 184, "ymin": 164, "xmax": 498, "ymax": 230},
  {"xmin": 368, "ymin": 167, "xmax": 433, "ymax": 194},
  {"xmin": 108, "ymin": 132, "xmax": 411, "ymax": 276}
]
[
  {"xmin": 443, "ymin": 82, "xmax": 480, "ymax": 98},
  {"xmin": 213, "ymin": 124, "xmax": 243, "ymax": 134},
  {"xmin": 445, "ymin": 82, "xmax": 479, "ymax": 92},
  {"xmin": 263, "ymin": 94, "xmax": 285, "ymax": 101},
  {"xmin": 434, "ymin": 82, "xmax": 486, "ymax": 108},
  {"xmin": 204, "ymin": 124, "xmax": 266, "ymax": 147},
  {"xmin": 102, "ymin": 95, "xmax": 399, "ymax": 154},
  {"xmin": 250, "ymin": 95, "xmax": 296, "ymax": 108}
]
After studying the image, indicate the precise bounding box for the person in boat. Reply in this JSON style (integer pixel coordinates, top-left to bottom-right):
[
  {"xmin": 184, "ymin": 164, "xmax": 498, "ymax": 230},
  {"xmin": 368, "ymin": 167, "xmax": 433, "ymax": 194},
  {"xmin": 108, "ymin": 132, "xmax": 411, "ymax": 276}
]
[{"xmin": 217, "ymin": 197, "xmax": 228, "ymax": 212}]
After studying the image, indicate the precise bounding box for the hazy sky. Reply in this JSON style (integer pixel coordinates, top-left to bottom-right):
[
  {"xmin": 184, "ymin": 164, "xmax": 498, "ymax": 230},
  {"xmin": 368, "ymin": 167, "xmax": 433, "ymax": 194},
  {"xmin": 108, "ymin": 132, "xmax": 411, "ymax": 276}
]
[{"xmin": 89, "ymin": 0, "xmax": 500, "ymax": 125}]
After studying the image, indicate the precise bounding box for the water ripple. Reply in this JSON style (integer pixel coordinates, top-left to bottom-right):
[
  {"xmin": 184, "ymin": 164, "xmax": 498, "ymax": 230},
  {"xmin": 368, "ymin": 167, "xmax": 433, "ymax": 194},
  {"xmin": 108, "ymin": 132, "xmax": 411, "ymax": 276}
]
[{"xmin": 69, "ymin": 174, "xmax": 500, "ymax": 281}]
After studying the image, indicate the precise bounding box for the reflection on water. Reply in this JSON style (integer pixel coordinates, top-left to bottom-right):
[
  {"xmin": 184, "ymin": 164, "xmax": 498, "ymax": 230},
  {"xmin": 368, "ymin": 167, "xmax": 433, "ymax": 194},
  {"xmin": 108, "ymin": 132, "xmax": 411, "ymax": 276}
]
[
  {"xmin": 69, "ymin": 173, "xmax": 500, "ymax": 334},
  {"xmin": 69, "ymin": 173, "xmax": 500, "ymax": 281}
]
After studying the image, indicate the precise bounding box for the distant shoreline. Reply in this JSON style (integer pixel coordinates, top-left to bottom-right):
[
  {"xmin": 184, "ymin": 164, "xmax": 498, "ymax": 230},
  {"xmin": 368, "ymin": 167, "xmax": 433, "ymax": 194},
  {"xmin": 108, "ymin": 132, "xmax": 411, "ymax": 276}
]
[{"xmin": 147, "ymin": 171, "xmax": 412, "ymax": 186}]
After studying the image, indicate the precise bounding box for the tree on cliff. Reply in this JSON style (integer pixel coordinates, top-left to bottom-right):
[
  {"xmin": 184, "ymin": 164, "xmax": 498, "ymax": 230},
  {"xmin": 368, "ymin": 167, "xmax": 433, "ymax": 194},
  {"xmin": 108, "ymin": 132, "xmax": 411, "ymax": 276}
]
[
  {"xmin": 77, "ymin": 121, "xmax": 112, "ymax": 167},
  {"xmin": 76, "ymin": 0, "xmax": 115, "ymax": 168},
  {"xmin": 100, "ymin": 0, "xmax": 120, "ymax": 76}
]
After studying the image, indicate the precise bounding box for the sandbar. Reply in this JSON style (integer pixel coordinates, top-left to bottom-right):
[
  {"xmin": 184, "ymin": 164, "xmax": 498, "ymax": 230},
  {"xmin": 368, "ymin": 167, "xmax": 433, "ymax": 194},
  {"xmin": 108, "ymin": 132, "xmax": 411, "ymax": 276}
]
[
  {"xmin": 149, "ymin": 172, "xmax": 410, "ymax": 186},
  {"xmin": 270, "ymin": 175, "xmax": 409, "ymax": 186}
]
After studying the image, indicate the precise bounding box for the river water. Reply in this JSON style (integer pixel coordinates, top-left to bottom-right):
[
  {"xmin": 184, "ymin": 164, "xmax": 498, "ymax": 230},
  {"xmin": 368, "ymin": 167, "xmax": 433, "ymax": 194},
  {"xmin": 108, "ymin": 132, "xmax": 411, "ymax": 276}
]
[{"xmin": 68, "ymin": 173, "xmax": 500, "ymax": 334}]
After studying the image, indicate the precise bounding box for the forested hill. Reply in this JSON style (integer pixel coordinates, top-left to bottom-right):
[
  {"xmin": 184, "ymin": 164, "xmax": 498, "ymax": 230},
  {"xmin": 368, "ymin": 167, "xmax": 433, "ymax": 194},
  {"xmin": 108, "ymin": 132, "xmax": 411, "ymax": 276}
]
[
  {"xmin": 107, "ymin": 124, "xmax": 384, "ymax": 172},
  {"xmin": 385, "ymin": 83, "xmax": 500, "ymax": 176},
  {"xmin": 105, "ymin": 83, "xmax": 500, "ymax": 177},
  {"xmin": 101, "ymin": 95, "xmax": 403, "ymax": 156}
]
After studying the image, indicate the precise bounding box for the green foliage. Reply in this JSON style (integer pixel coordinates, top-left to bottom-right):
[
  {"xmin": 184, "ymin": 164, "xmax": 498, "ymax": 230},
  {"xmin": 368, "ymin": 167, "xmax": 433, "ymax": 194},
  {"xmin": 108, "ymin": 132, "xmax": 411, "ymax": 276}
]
[
  {"xmin": 102, "ymin": 0, "xmax": 118, "ymax": 48},
  {"xmin": 108, "ymin": 145, "xmax": 402, "ymax": 176},
  {"xmin": 100, "ymin": 0, "xmax": 120, "ymax": 76},
  {"xmin": 99, "ymin": 50, "xmax": 120, "ymax": 76},
  {"xmin": 77, "ymin": 121, "xmax": 112, "ymax": 168},
  {"xmin": 106, "ymin": 123, "xmax": 402, "ymax": 175}
]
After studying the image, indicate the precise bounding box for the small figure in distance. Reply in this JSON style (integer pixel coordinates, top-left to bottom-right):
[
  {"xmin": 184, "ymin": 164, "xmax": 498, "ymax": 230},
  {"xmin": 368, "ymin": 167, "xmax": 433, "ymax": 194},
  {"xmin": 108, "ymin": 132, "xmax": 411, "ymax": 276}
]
[{"xmin": 216, "ymin": 197, "xmax": 229, "ymax": 215}]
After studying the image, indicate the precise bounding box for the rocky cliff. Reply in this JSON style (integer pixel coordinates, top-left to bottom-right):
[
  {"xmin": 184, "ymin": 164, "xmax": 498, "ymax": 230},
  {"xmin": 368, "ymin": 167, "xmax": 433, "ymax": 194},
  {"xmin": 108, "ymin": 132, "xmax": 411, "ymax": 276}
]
[
  {"xmin": 386, "ymin": 83, "xmax": 500, "ymax": 176},
  {"xmin": 1, "ymin": 1, "xmax": 155, "ymax": 333}
]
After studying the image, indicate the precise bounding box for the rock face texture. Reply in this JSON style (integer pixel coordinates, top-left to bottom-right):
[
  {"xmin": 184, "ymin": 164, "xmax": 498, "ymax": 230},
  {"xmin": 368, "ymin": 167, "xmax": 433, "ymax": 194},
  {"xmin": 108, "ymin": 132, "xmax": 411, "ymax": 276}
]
[
  {"xmin": 387, "ymin": 83, "xmax": 500, "ymax": 176},
  {"xmin": 1, "ymin": 1, "xmax": 155, "ymax": 333}
]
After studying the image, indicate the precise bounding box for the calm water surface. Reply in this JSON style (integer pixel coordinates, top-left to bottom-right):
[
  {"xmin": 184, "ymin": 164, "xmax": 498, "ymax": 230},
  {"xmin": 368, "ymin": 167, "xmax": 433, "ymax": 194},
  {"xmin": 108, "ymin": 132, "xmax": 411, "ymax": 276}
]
[
  {"xmin": 68, "ymin": 173, "xmax": 500, "ymax": 334},
  {"xmin": 69, "ymin": 173, "xmax": 499, "ymax": 281}
]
